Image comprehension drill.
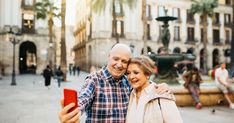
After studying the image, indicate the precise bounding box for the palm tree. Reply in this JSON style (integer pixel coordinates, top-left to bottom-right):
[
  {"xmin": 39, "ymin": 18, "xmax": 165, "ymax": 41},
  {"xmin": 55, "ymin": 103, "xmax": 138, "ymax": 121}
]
[
  {"xmin": 34, "ymin": 0, "xmax": 60, "ymax": 67},
  {"xmin": 91, "ymin": 0, "xmax": 136, "ymax": 43},
  {"xmin": 60, "ymin": 0, "xmax": 67, "ymax": 81},
  {"xmin": 190, "ymin": 0, "xmax": 218, "ymax": 74}
]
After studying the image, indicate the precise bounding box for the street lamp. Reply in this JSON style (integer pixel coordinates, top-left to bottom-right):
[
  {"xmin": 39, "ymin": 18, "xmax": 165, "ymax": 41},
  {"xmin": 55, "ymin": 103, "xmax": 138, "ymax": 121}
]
[{"xmin": 6, "ymin": 26, "xmax": 21, "ymax": 86}]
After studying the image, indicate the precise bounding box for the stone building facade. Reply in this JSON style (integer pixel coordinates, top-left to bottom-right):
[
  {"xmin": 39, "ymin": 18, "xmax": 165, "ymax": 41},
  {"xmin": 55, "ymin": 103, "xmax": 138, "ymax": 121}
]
[
  {"xmin": 73, "ymin": 0, "xmax": 232, "ymax": 71},
  {"xmin": 0, "ymin": 0, "xmax": 54, "ymax": 75}
]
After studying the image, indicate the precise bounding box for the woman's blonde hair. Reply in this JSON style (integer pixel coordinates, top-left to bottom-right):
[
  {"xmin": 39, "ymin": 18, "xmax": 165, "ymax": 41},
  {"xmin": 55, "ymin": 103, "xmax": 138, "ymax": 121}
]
[{"xmin": 129, "ymin": 56, "xmax": 156, "ymax": 76}]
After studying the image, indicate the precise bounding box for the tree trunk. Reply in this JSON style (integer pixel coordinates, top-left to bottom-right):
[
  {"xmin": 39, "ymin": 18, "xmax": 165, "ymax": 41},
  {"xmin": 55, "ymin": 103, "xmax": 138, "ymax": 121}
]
[
  {"xmin": 231, "ymin": 0, "xmax": 234, "ymax": 71},
  {"xmin": 61, "ymin": 0, "xmax": 67, "ymax": 81},
  {"xmin": 48, "ymin": 18, "xmax": 54, "ymax": 68},
  {"xmin": 112, "ymin": 0, "xmax": 119, "ymax": 43},
  {"xmin": 202, "ymin": 15, "xmax": 208, "ymax": 74},
  {"xmin": 142, "ymin": 0, "xmax": 147, "ymax": 55}
]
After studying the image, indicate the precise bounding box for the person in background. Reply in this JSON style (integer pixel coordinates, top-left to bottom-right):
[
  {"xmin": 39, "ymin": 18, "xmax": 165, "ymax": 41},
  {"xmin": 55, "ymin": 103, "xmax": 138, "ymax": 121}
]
[
  {"xmin": 231, "ymin": 70, "xmax": 234, "ymax": 83},
  {"xmin": 55, "ymin": 66, "xmax": 64, "ymax": 88},
  {"xmin": 43, "ymin": 65, "xmax": 53, "ymax": 89},
  {"xmin": 59, "ymin": 43, "xmax": 171, "ymax": 123},
  {"xmin": 126, "ymin": 56, "xmax": 183, "ymax": 123},
  {"xmin": 76, "ymin": 65, "xmax": 80, "ymax": 76},
  {"xmin": 182, "ymin": 66, "xmax": 203, "ymax": 109},
  {"xmin": 215, "ymin": 63, "xmax": 234, "ymax": 109},
  {"xmin": 72, "ymin": 65, "xmax": 76, "ymax": 76},
  {"xmin": 89, "ymin": 66, "xmax": 96, "ymax": 73},
  {"xmin": 69, "ymin": 64, "xmax": 72, "ymax": 75}
]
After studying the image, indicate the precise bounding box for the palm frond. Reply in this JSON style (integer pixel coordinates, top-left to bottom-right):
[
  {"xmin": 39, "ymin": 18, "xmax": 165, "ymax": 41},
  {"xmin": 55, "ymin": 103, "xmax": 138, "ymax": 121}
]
[{"xmin": 92, "ymin": 0, "xmax": 106, "ymax": 14}]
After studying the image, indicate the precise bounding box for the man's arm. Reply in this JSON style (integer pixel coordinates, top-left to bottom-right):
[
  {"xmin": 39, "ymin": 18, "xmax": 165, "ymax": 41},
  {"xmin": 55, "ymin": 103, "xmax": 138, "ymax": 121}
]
[
  {"xmin": 78, "ymin": 75, "xmax": 96, "ymax": 112},
  {"xmin": 59, "ymin": 75, "xmax": 96, "ymax": 123}
]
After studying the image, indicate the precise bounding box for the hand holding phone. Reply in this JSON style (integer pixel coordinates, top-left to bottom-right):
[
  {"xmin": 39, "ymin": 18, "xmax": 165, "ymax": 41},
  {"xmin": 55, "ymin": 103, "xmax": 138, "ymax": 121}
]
[{"xmin": 64, "ymin": 88, "xmax": 78, "ymax": 112}]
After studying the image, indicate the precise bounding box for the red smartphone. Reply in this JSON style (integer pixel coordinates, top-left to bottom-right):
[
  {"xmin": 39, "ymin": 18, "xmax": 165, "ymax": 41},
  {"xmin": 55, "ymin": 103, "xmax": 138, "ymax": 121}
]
[{"xmin": 64, "ymin": 88, "xmax": 78, "ymax": 112}]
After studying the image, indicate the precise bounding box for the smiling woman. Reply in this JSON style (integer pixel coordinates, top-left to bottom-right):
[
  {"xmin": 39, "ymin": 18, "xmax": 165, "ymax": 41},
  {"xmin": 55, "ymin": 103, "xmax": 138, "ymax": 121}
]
[{"xmin": 126, "ymin": 56, "xmax": 183, "ymax": 123}]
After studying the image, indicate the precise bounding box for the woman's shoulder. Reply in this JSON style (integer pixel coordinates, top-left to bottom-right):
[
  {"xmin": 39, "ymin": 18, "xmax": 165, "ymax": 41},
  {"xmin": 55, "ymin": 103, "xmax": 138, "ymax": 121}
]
[{"xmin": 147, "ymin": 83, "xmax": 176, "ymax": 102}]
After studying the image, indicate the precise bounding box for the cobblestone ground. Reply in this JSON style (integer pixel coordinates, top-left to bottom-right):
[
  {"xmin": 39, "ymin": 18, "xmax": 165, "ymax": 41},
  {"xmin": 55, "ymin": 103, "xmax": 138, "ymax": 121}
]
[{"xmin": 0, "ymin": 72, "xmax": 233, "ymax": 123}]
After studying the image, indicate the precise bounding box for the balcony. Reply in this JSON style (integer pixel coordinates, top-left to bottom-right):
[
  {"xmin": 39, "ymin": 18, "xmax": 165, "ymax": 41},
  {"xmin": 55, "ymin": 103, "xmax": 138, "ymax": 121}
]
[
  {"xmin": 224, "ymin": 22, "xmax": 232, "ymax": 27},
  {"xmin": 213, "ymin": 41, "xmax": 223, "ymax": 46}
]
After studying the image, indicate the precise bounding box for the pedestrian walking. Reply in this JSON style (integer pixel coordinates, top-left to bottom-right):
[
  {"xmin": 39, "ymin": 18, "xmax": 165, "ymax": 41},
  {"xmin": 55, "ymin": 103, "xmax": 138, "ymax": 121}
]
[
  {"xmin": 69, "ymin": 64, "xmax": 72, "ymax": 75},
  {"xmin": 43, "ymin": 65, "xmax": 53, "ymax": 89},
  {"xmin": 76, "ymin": 65, "xmax": 80, "ymax": 76},
  {"xmin": 89, "ymin": 65, "xmax": 96, "ymax": 73},
  {"xmin": 59, "ymin": 43, "xmax": 171, "ymax": 123},
  {"xmin": 183, "ymin": 66, "xmax": 203, "ymax": 109},
  {"xmin": 55, "ymin": 66, "xmax": 64, "ymax": 88},
  {"xmin": 72, "ymin": 65, "xmax": 76, "ymax": 76}
]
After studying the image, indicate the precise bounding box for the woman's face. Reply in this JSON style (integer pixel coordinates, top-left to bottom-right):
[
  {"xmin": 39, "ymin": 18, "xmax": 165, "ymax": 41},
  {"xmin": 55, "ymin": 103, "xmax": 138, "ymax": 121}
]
[{"xmin": 127, "ymin": 63, "xmax": 149, "ymax": 92}]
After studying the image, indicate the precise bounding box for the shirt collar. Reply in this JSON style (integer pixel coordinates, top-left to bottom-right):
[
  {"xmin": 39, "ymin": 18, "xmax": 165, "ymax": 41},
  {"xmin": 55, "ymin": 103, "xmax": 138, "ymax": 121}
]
[
  {"xmin": 102, "ymin": 66, "xmax": 125, "ymax": 84},
  {"xmin": 132, "ymin": 83, "xmax": 154, "ymax": 96}
]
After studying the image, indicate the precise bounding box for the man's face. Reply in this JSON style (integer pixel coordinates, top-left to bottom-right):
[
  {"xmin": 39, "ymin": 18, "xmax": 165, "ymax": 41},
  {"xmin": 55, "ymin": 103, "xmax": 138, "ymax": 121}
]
[
  {"xmin": 107, "ymin": 49, "xmax": 130, "ymax": 79},
  {"xmin": 221, "ymin": 63, "xmax": 226, "ymax": 69}
]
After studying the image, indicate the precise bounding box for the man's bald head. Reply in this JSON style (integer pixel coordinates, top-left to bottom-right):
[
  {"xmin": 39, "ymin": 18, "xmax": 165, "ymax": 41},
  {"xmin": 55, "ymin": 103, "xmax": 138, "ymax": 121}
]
[{"xmin": 109, "ymin": 43, "xmax": 132, "ymax": 57}]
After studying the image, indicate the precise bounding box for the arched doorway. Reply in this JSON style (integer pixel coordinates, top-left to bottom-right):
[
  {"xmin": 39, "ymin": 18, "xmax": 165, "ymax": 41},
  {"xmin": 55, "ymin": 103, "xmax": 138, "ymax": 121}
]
[
  {"xmin": 212, "ymin": 49, "xmax": 219, "ymax": 68},
  {"xmin": 199, "ymin": 49, "xmax": 204, "ymax": 70},
  {"xmin": 19, "ymin": 41, "xmax": 37, "ymax": 74}
]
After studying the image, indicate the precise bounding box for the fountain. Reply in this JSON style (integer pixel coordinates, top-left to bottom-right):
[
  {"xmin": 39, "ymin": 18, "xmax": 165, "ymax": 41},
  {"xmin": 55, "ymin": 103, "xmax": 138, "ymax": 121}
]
[{"xmin": 149, "ymin": 9, "xmax": 195, "ymax": 84}]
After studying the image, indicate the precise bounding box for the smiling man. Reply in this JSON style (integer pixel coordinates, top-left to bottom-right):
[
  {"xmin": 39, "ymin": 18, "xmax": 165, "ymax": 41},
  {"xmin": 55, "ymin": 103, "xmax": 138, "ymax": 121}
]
[{"xmin": 59, "ymin": 43, "xmax": 170, "ymax": 123}]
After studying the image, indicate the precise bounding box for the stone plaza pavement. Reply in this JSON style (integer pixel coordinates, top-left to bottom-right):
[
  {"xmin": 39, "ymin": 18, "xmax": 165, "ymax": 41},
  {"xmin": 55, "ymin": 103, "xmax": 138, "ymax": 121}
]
[{"xmin": 0, "ymin": 72, "xmax": 234, "ymax": 123}]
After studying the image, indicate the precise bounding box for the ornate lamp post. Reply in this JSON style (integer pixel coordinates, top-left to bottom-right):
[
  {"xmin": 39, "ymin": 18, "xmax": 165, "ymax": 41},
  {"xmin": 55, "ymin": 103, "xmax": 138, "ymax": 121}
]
[{"xmin": 6, "ymin": 27, "xmax": 20, "ymax": 86}]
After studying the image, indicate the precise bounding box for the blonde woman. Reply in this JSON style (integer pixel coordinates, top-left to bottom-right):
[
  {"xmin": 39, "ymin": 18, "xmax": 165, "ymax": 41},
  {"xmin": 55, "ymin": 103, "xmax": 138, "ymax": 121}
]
[{"xmin": 126, "ymin": 56, "xmax": 183, "ymax": 123}]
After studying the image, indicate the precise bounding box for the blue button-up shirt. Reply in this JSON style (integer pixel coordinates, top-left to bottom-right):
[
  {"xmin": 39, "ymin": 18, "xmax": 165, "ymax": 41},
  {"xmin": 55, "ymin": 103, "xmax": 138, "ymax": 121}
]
[{"xmin": 78, "ymin": 66, "xmax": 131, "ymax": 123}]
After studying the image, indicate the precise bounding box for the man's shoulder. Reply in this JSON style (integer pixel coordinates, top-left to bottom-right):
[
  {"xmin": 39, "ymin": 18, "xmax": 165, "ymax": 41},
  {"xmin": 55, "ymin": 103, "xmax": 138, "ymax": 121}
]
[{"xmin": 85, "ymin": 69, "xmax": 105, "ymax": 82}]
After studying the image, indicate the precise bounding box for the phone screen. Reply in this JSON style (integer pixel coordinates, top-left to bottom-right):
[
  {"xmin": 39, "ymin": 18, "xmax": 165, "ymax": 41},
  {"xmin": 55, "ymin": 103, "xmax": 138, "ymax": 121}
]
[{"xmin": 64, "ymin": 88, "xmax": 78, "ymax": 112}]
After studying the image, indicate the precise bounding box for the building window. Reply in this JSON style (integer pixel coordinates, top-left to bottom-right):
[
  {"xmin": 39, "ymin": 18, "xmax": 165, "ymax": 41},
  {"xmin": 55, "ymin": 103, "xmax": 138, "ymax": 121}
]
[
  {"xmin": 187, "ymin": 10, "xmax": 194, "ymax": 23},
  {"xmin": 147, "ymin": 24, "xmax": 151, "ymax": 40},
  {"xmin": 174, "ymin": 26, "xmax": 180, "ymax": 41},
  {"xmin": 146, "ymin": 5, "xmax": 151, "ymax": 18},
  {"xmin": 173, "ymin": 8, "xmax": 180, "ymax": 21},
  {"xmin": 213, "ymin": 29, "xmax": 220, "ymax": 44},
  {"xmin": 158, "ymin": 6, "xmax": 165, "ymax": 17},
  {"xmin": 225, "ymin": 0, "xmax": 231, "ymax": 5},
  {"xmin": 224, "ymin": 14, "xmax": 231, "ymax": 24},
  {"xmin": 225, "ymin": 30, "xmax": 230, "ymax": 44},
  {"xmin": 214, "ymin": 13, "xmax": 219, "ymax": 24},
  {"xmin": 201, "ymin": 29, "xmax": 204, "ymax": 42},
  {"xmin": 114, "ymin": 0, "xmax": 123, "ymax": 16},
  {"xmin": 187, "ymin": 27, "xmax": 194, "ymax": 41},
  {"xmin": 22, "ymin": 13, "xmax": 35, "ymax": 33},
  {"xmin": 114, "ymin": 20, "xmax": 124, "ymax": 37}
]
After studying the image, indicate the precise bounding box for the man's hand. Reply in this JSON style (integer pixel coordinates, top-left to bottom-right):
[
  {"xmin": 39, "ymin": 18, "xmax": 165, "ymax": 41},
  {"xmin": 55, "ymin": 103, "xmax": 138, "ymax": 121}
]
[
  {"xmin": 59, "ymin": 99, "xmax": 81, "ymax": 123},
  {"xmin": 155, "ymin": 83, "xmax": 170, "ymax": 95},
  {"xmin": 154, "ymin": 83, "xmax": 175, "ymax": 100}
]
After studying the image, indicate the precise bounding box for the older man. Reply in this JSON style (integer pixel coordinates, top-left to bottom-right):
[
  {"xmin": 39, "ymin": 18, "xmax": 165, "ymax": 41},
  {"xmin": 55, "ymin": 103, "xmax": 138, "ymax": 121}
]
[{"xmin": 59, "ymin": 43, "xmax": 171, "ymax": 123}]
